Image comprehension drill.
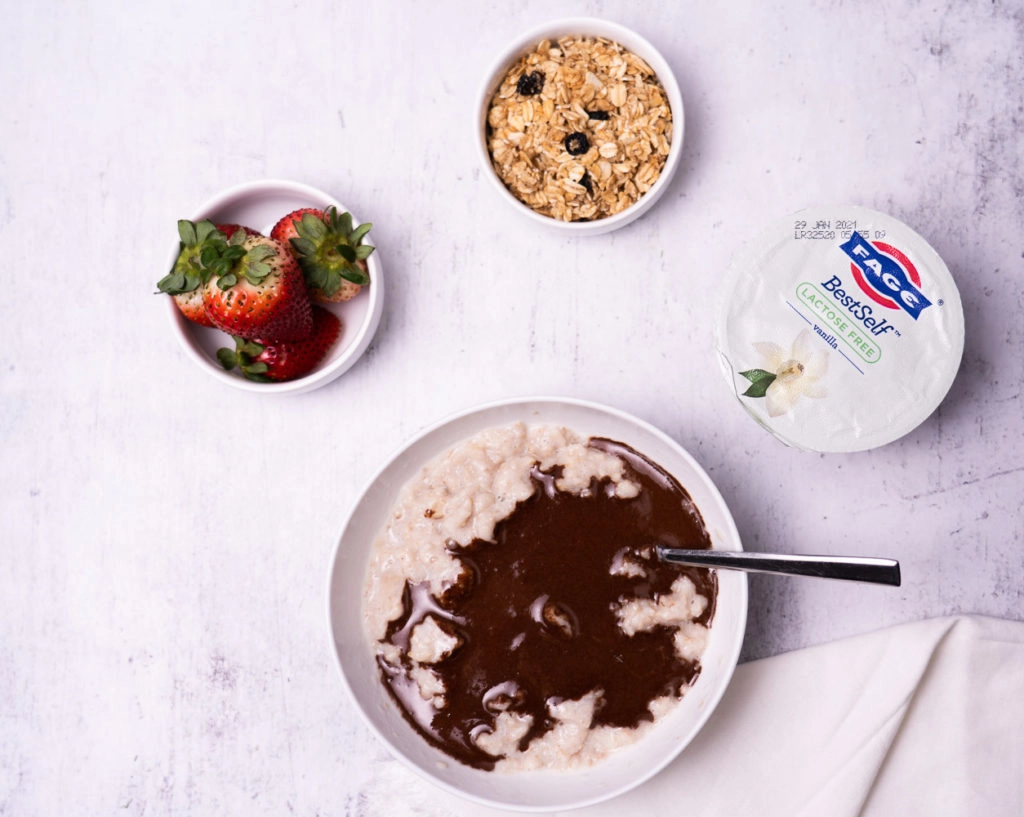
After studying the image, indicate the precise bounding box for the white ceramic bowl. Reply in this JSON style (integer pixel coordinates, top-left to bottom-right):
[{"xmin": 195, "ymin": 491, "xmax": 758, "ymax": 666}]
[
  {"xmin": 476, "ymin": 18, "xmax": 684, "ymax": 236},
  {"xmin": 164, "ymin": 179, "xmax": 384, "ymax": 394},
  {"xmin": 327, "ymin": 396, "xmax": 746, "ymax": 812}
]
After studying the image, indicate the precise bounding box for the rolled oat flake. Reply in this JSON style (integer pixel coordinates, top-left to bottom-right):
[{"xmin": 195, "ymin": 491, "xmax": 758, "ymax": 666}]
[{"xmin": 716, "ymin": 205, "xmax": 964, "ymax": 453}]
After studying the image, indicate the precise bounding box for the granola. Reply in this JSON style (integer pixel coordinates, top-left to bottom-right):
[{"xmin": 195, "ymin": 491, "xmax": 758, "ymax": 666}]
[{"xmin": 486, "ymin": 35, "xmax": 673, "ymax": 222}]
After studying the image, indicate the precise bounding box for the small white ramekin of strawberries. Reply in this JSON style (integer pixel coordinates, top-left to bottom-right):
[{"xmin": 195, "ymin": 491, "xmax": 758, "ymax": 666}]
[{"xmin": 159, "ymin": 180, "xmax": 383, "ymax": 393}]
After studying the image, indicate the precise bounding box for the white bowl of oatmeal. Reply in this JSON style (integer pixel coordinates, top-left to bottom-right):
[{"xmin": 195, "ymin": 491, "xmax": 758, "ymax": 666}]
[
  {"xmin": 327, "ymin": 397, "xmax": 746, "ymax": 811},
  {"xmin": 476, "ymin": 19, "xmax": 684, "ymax": 235}
]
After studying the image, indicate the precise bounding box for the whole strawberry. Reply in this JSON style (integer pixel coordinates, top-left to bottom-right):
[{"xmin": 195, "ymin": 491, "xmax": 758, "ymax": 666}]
[
  {"xmin": 216, "ymin": 223, "xmax": 262, "ymax": 239},
  {"xmin": 270, "ymin": 205, "xmax": 373, "ymax": 303},
  {"xmin": 202, "ymin": 231, "xmax": 313, "ymax": 341},
  {"xmin": 157, "ymin": 219, "xmax": 228, "ymax": 328},
  {"xmin": 269, "ymin": 208, "xmax": 319, "ymax": 244},
  {"xmin": 216, "ymin": 305, "xmax": 342, "ymax": 382}
]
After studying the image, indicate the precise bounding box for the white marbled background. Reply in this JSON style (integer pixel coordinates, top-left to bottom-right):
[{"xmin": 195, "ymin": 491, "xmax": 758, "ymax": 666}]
[{"xmin": 1, "ymin": 0, "xmax": 1022, "ymax": 814}]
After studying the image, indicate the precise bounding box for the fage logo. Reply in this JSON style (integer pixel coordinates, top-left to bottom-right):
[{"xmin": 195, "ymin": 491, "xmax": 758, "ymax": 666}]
[{"xmin": 839, "ymin": 232, "xmax": 932, "ymax": 320}]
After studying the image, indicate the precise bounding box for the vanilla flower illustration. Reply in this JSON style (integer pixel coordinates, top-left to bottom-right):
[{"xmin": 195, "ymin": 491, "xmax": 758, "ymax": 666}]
[{"xmin": 740, "ymin": 329, "xmax": 829, "ymax": 417}]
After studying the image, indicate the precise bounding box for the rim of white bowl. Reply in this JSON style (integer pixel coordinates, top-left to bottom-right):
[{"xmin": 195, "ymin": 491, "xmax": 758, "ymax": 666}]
[
  {"xmin": 164, "ymin": 178, "xmax": 384, "ymax": 395},
  {"xmin": 326, "ymin": 395, "xmax": 747, "ymax": 812},
  {"xmin": 475, "ymin": 18, "xmax": 685, "ymax": 236}
]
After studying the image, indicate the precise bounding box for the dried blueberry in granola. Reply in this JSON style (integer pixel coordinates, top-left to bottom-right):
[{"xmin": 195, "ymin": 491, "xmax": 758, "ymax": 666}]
[
  {"xmin": 564, "ymin": 132, "xmax": 590, "ymax": 156},
  {"xmin": 515, "ymin": 71, "xmax": 544, "ymax": 96}
]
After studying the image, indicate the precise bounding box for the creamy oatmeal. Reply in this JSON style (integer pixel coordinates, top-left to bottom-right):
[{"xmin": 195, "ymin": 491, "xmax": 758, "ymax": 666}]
[{"xmin": 362, "ymin": 423, "xmax": 716, "ymax": 771}]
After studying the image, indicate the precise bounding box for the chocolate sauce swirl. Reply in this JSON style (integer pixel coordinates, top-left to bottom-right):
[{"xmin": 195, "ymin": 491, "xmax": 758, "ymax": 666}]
[{"xmin": 378, "ymin": 437, "xmax": 716, "ymax": 770}]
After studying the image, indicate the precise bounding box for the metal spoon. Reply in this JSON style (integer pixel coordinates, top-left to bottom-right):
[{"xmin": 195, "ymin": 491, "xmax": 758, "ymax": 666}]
[{"xmin": 656, "ymin": 546, "xmax": 901, "ymax": 586}]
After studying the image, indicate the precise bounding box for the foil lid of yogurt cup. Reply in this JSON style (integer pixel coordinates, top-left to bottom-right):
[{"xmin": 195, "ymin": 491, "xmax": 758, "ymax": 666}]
[{"xmin": 716, "ymin": 205, "xmax": 965, "ymax": 453}]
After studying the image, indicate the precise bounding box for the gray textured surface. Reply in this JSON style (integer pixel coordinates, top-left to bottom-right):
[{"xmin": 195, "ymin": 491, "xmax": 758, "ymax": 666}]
[{"xmin": 2, "ymin": 1, "xmax": 1022, "ymax": 813}]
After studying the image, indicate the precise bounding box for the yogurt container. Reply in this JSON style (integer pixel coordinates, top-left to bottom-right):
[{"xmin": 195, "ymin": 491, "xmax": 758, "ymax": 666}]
[{"xmin": 716, "ymin": 205, "xmax": 965, "ymax": 453}]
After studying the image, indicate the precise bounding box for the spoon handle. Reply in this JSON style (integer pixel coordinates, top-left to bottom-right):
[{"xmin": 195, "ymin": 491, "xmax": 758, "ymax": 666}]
[{"xmin": 655, "ymin": 547, "xmax": 901, "ymax": 586}]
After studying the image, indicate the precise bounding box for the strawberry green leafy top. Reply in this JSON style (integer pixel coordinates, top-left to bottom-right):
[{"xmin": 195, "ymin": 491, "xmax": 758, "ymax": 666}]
[
  {"xmin": 157, "ymin": 219, "xmax": 227, "ymax": 296},
  {"xmin": 289, "ymin": 206, "xmax": 373, "ymax": 297}
]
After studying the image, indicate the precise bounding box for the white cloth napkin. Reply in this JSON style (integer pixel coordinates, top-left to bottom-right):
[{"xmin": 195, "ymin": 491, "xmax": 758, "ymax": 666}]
[{"xmin": 360, "ymin": 616, "xmax": 1024, "ymax": 816}]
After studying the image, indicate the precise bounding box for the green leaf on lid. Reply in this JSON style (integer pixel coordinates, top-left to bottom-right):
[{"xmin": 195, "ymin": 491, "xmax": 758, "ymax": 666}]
[{"xmin": 739, "ymin": 369, "xmax": 776, "ymax": 399}]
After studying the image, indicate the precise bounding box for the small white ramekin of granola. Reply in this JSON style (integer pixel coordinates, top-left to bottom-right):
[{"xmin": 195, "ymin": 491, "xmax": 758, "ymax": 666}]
[{"xmin": 476, "ymin": 18, "xmax": 684, "ymax": 235}]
